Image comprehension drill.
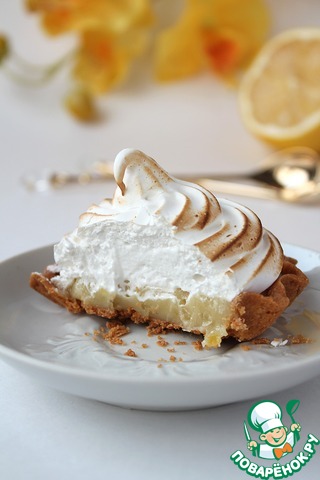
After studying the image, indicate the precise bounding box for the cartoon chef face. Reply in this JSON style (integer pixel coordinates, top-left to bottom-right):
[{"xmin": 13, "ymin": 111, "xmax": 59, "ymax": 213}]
[
  {"xmin": 249, "ymin": 401, "xmax": 287, "ymax": 445},
  {"xmin": 260, "ymin": 426, "xmax": 288, "ymax": 446}
]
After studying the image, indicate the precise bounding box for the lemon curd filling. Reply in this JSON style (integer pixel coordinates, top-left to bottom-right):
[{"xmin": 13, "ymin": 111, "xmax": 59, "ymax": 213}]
[{"xmin": 69, "ymin": 279, "xmax": 231, "ymax": 348}]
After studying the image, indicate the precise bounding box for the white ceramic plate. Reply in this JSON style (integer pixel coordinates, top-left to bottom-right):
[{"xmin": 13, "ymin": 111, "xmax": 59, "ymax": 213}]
[{"xmin": 1, "ymin": 243, "xmax": 320, "ymax": 411}]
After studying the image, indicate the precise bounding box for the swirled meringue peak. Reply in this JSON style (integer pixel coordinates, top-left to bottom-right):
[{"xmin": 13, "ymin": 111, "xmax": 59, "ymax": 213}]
[{"xmin": 53, "ymin": 148, "xmax": 284, "ymax": 347}]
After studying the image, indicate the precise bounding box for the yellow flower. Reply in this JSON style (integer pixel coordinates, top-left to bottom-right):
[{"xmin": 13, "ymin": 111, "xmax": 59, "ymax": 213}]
[
  {"xmin": 0, "ymin": 34, "xmax": 9, "ymax": 64},
  {"xmin": 25, "ymin": 0, "xmax": 153, "ymax": 36},
  {"xmin": 64, "ymin": 86, "xmax": 98, "ymax": 121},
  {"xmin": 26, "ymin": 0, "xmax": 154, "ymax": 95},
  {"xmin": 72, "ymin": 28, "xmax": 147, "ymax": 94},
  {"xmin": 154, "ymin": 0, "xmax": 270, "ymax": 82}
]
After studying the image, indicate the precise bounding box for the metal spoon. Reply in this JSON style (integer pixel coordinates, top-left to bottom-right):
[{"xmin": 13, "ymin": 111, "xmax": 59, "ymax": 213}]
[
  {"xmin": 185, "ymin": 147, "xmax": 320, "ymax": 203},
  {"xmin": 23, "ymin": 147, "xmax": 320, "ymax": 203}
]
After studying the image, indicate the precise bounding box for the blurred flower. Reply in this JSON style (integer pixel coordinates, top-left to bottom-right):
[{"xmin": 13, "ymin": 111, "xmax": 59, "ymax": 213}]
[
  {"xmin": 0, "ymin": 34, "xmax": 9, "ymax": 64},
  {"xmin": 154, "ymin": 0, "xmax": 270, "ymax": 82},
  {"xmin": 25, "ymin": 0, "xmax": 154, "ymax": 111},
  {"xmin": 0, "ymin": 1, "xmax": 271, "ymax": 121},
  {"xmin": 73, "ymin": 27, "xmax": 149, "ymax": 94},
  {"xmin": 64, "ymin": 86, "xmax": 98, "ymax": 121},
  {"xmin": 25, "ymin": 0, "xmax": 154, "ymax": 36}
]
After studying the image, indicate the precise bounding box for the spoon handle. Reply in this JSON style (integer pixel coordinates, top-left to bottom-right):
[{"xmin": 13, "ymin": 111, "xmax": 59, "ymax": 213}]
[
  {"xmin": 183, "ymin": 177, "xmax": 280, "ymax": 201},
  {"xmin": 22, "ymin": 162, "xmax": 319, "ymax": 203}
]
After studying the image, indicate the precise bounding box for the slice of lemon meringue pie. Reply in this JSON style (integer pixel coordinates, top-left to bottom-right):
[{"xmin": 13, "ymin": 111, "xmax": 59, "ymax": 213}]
[{"xmin": 30, "ymin": 149, "xmax": 308, "ymax": 347}]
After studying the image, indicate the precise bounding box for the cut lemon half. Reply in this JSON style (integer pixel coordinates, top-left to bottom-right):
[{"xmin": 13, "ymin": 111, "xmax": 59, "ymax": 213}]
[{"xmin": 239, "ymin": 28, "xmax": 320, "ymax": 149}]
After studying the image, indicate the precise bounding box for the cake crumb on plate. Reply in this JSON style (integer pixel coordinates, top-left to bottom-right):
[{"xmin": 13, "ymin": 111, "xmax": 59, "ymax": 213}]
[{"xmin": 125, "ymin": 349, "xmax": 137, "ymax": 357}]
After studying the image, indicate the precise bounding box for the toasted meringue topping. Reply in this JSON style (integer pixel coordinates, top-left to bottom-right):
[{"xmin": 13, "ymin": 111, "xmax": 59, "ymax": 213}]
[{"xmin": 77, "ymin": 148, "xmax": 283, "ymax": 293}]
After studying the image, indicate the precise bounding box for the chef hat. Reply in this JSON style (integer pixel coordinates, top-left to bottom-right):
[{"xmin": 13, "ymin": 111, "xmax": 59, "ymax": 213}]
[{"xmin": 249, "ymin": 401, "xmax": 284, "ymax": 433}]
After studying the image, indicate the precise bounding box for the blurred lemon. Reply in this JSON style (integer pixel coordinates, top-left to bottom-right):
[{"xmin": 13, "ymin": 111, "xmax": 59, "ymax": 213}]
[{"xmin": 239, "ymin": 28, "xmax": 320, "ymax": 150}]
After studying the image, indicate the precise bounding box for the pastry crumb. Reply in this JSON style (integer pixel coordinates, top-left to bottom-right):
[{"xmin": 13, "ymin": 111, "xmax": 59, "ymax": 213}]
[
  {"xmin": 147, "ymin": 321, "xmax": 169, "ymax": 336},
  {"xmin": 157, "ymin": 336, "xmax": 169, "ymax": 347},
  {"xmin": 251, "ymin": 334, "xmax": 312, "ymax": 347},
  {"xmin": 240, "ymin": 344, "xmax": 251, "ymax": 351},
  {"xmin": 109, "ymin": 337, "xmax": 126, "ymax": 346},
  {"xmin": 251, "ymin": 337, "xmax": 271, "ymax": 345},
  {"xmin": 104, "ymin": 324, "xmax": 130, "ymax": 342},
  {"xmin": 288, "ymin": 334, "xmax": 312, "ymax": 344},
  {"xmin": 91, "ymin": 322, "xmax": 131, "ymax": 346},
  {"xmin": 174, "ymin": 340, "xmax": 187, "ymax": 346},
  {"xmin": 169, "ymin": 355, "xmax": 176, "ymax": 362},
  {"xmin": 192, "ymin": 340, "xmax": 203, "ymax": 351},
  {"xmin": 167, "ymin": 347, "xmax": 175, "ymax": 353},
  {"xmin": 106, "ymin": 320, "xmax": 126, "ymax": 328},
  {"xmin": 141, "ymin": 343, "xmax": 149, "ymax": 349},
  {"xmin": 125, "ymin": 349, "xmax": 137, "ymax": 357}
]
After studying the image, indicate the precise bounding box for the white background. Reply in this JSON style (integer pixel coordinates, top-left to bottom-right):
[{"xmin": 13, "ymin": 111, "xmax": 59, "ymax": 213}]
[{"xmin": 1, "ymin": 1, "xmax": 320, "ymax": 479}]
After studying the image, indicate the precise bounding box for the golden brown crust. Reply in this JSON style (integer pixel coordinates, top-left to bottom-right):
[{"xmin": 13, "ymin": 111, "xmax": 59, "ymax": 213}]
[
  {"xmin": 30, "ymin": 272, "xmax": 83, "ymax": 313},
  {"xmin": 29, "ymin": 256, "xmax": 308, "ymax": 344},
  {"xmin": 227, "ymin": 258, "xmax": 309, "ymax": 341}
]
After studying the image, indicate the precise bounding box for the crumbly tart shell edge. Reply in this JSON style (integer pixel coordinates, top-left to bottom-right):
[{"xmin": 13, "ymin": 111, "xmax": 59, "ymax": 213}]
[{"xmin": 29, "ymin": 257, "xmax": 309, "ymax": 345}]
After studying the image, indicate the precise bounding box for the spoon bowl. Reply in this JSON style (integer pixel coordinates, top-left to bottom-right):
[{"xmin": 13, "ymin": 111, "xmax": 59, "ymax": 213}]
[{"xmin": 186, "ymin": 147, "xmax": 320, "ymax": 203}]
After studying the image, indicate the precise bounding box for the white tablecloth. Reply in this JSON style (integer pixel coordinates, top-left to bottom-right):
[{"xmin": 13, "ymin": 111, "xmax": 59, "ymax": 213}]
[{"xmin": 1, "ymin": 2, "xmax": 320, "ymax": 479}]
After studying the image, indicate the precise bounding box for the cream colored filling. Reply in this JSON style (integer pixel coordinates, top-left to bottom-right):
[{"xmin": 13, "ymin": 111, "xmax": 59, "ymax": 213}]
[{"xmin": 69, "ymin": 280, "xmax": 231, "ymax": 348}]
